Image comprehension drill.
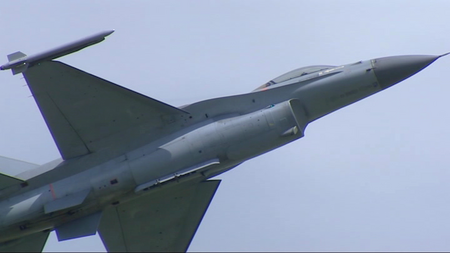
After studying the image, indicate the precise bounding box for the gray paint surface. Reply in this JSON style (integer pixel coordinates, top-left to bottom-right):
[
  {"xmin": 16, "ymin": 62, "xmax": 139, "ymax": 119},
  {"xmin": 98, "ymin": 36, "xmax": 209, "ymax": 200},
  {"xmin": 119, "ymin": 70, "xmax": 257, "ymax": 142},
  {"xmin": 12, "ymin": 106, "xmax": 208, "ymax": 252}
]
[{"xmin": 1, "ymin": 1, "xmax": 450, "ymax": 252}]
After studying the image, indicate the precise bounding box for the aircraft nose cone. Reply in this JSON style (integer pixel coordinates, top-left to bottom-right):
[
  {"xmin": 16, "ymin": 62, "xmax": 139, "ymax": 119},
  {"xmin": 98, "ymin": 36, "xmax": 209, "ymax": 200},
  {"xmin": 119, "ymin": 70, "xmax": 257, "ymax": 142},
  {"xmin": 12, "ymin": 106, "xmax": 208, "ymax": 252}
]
[{"xmin": 373, "ymin": 55, "xmax": 440, "ymax": 89}]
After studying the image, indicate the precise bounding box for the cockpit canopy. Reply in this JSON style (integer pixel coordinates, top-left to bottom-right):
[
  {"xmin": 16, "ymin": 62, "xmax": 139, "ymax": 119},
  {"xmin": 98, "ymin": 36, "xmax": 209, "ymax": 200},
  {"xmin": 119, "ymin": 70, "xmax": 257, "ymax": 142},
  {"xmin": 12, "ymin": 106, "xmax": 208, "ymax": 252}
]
[{"xmin": 254, "ymin": 65, "xmax": 336, "ymax": 91}]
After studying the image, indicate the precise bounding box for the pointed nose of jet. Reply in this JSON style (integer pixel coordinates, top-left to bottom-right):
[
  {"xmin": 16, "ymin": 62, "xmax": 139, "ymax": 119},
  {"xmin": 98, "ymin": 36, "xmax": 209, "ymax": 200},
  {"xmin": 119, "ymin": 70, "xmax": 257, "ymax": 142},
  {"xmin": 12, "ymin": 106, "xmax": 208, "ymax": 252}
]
[{"xmin": 373, "ymin": 54, "xmax": 444, "ymax": 89}]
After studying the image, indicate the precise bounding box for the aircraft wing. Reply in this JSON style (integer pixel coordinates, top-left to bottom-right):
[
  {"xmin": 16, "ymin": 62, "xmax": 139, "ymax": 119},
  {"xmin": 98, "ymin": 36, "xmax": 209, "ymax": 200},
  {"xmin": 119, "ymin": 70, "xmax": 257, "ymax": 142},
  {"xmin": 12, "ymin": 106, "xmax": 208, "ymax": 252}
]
[
  {"xmin": 0, "ymin": 230, "xmax": 49, "ymax": 252},
  {"xmin": 98, "ymin": 180, "xmax": 221, "ymax": 252},
  {"xmin": 0, "ymin": 156, "xmax": 39, "ymax": 177},
  {"xmin": 23, "ymin": 61, "xmax": 188, "ymax": 160}
]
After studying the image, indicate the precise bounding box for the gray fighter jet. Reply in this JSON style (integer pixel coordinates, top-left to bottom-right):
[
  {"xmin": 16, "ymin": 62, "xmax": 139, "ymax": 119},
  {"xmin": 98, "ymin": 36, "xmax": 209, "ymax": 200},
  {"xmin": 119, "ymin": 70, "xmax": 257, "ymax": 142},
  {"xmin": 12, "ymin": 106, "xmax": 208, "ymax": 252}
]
[{"xmin": 0, "ymin": 30, "xmax": 446, "ymax": 252}]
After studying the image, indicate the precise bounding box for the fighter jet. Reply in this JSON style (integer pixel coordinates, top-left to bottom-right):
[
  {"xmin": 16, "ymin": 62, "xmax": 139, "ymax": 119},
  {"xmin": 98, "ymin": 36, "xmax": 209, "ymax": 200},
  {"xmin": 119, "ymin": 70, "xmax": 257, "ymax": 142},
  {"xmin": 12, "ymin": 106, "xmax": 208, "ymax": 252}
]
[{"xmin": 0, "ymin": 30, "xmax": 446, "ymax": 252}]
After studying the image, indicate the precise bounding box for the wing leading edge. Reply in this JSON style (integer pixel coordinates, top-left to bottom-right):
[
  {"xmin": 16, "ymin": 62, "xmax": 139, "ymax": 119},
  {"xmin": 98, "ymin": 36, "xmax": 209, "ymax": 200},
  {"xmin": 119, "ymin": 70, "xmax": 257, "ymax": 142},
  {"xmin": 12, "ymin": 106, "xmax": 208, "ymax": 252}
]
[
  {"xmin": 23, "ymin": 61, "xmax": 188, "ymax": 160},
  {"xmin": 98, "ymin": 180, "xmax": 221, "ymax": 252}
]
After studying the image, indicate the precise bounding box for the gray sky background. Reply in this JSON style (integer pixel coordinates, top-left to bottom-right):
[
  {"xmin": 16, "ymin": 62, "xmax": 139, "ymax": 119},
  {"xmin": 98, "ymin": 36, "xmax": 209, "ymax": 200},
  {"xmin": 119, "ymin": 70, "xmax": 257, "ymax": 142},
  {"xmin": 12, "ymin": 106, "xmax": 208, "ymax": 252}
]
[{"xmin": 1, "ymin": 0, "xmax": 450, "ymax": 251}]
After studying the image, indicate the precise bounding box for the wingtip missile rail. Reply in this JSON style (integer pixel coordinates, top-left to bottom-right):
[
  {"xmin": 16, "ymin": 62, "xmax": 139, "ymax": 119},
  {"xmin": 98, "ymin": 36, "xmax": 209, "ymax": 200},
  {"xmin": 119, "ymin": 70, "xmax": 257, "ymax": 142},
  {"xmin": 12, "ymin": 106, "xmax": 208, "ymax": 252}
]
[{"xmin": 0, "ymin": 30, "xmax": 114, "ymax": 75}]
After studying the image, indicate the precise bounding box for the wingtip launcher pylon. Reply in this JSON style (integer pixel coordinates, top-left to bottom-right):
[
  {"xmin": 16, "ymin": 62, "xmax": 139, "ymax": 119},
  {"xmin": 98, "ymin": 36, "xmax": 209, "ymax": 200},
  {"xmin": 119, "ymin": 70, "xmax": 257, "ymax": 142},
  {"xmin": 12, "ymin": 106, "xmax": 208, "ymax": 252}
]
[{"xmin": 0, "ymin": 30, "xmax": 114, "ymax": 75}]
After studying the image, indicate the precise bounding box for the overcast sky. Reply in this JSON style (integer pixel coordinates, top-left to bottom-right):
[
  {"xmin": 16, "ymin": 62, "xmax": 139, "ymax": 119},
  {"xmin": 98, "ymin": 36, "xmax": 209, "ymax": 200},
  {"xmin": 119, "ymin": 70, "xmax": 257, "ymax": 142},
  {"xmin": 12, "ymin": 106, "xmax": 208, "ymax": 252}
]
[{"xmin": 1, "ymin": 0, "xmax": 450, "ymax": 251}]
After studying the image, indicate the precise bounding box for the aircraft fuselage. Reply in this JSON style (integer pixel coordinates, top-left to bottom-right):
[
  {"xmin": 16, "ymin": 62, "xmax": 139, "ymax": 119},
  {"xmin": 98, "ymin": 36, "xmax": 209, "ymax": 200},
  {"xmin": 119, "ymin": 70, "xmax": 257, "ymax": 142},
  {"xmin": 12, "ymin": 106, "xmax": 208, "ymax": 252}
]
[{"xmin": 0, "ymin": 50, "xmax": 443, "ymax": 248}]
